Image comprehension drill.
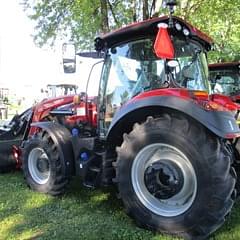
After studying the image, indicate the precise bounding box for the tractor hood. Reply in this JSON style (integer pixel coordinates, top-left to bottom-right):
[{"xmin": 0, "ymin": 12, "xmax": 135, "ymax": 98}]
[{"xmin": 36, "ymin": 95, "xmax": 74, "ymax": 110}]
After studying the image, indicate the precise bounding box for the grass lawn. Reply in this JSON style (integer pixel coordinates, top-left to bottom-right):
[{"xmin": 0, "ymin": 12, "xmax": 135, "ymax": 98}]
[{"xmin": 0, "ymin": 172, "xmax": 240, "ymax": 240}]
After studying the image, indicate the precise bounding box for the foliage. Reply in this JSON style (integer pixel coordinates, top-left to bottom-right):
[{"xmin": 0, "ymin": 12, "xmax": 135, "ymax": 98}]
[
  {"xmin": 21, "ymin": 0, "xmax": 239, "ymax": 62},
  {"xmin": 21, "ymin": 0, "xmax": 159, "ymax": 49},
  {"xmin": 174, "ymin": 0, "xmax": 240, "ymax": 62}
]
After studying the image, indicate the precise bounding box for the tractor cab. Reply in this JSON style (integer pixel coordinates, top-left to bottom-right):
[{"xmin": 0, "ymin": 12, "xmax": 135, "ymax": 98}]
[
  {"xmin": 64, "ymin": 16, "xmax": 214, "ymax": 129},
  {"xmin": 95, "ymin": 16, "xmax": 212, "ymax": 132},
  {"xmin": 96, "ymin": 17, "xmax": 211, "ymax": 94},
  {"xmin": 94, "ymin": 16, "xmax": 239, "ymax": 141},
  {"xmin": 62, "ymin": 15, "xmax": 239, "ymax": 140},
  {"xmin": 209, "ymin": 62, "xmax": 240, "ymax": 100}
]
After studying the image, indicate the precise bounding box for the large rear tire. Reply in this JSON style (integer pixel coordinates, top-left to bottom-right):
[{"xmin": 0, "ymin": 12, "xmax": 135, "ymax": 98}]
[
  {"xmin": 114, "ymin": 114, "xmax": 236, "ymax": 240},
  {"xmin": 22, "ymin": 131, "xmax": 70, "ymax": 196}
]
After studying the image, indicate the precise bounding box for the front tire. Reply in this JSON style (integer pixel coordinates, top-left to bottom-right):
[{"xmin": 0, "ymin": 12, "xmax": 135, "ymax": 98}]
[
  {"xmin": 22, "ymin": 131, "xmax": 70, "ymax": 196},
  {"xmin": 114, "ymin": 114, "xmax": 236, "ymax": 240}
]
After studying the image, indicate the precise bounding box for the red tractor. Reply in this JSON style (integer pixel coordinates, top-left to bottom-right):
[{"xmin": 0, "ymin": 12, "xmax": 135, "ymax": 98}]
[
  {"xmin": 209, "ymin": 62, "xmax": 240, "ymax": 102},
  {"xmin": 0, "ymin": 93, "xmax": 92, "ymax": 172},
  {"xmin": 18, "ymin": 3, "xmax": 240, "ymax": 240}
]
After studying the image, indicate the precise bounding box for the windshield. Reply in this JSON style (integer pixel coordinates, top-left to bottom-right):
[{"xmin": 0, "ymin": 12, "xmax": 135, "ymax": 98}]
[
  {"xmin": 170, "ymin": 39, "xmax": 209, "ymax": 91},
  {"xmin": 100, "ymin": 37, "xmax": 210, "ymax": 128},
  {"xmin": 210, "ymin": 69, "xmax": 240, "ymax": 95},
  {"xmin": 102, "ymin": 38, "xmax": 209, "ymax": 103}
]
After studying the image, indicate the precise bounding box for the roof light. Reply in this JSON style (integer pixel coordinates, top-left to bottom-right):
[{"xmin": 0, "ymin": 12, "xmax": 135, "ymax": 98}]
[
  {"xmin": 192, "ymin": 91, "xmax": 208, "ymax": 98},
  {"xmin": 157, "ymin": 23, "xmax": 168, "ymax": 28},
  {"xmin": 175, "ymin": 23, "xmax": 182, "ymax": 31},
  {"xmin": 183, "ymin": 28, "xmax": 190, "ymax": 36}
]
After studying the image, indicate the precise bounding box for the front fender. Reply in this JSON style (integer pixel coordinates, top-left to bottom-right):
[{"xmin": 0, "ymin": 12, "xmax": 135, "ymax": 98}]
[
  {"xmin": 107, "ymin": 96, "xmax": 240, "ymax": 142},
  {"xmin": 30, "ymin": 122, "xmax": 75, "ymax": 176}
]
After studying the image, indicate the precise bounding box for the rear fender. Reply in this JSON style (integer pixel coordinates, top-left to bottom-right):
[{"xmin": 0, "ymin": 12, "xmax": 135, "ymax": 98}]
[
  {"xmin": 106, "ymin": 96, "xmax": 240, "ymax": 144},
  {"xmin": 29, "ymin": 122, "xmax": 75, "ymax": 176}
]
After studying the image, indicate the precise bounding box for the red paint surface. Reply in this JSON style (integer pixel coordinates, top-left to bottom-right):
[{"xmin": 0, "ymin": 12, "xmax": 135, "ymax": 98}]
[
  {"xmin": 211, "ymin": 94, "xmax": 240, "ymax": 111},
  {"xmin": 28, "ymin": 95, "xmax": 98, "ymax": 136},
  {"xmin": 131, "ymin": 88, "xmax": 239, "ymax": 112}
]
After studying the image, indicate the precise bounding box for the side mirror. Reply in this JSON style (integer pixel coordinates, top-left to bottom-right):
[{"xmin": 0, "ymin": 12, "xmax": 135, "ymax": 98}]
[{"xmin": 62, "ymin": 43, "xmax": 76, "ymax": 73}]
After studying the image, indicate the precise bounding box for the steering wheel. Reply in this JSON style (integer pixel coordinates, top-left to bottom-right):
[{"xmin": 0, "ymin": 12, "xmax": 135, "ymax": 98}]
[
  {"xmin": 180, "ymin": 65, "xmax": 195, "ymax": 87},
  {"xmin": 147, "ymin": 72, "xmax": 166, "ymax": 90}
]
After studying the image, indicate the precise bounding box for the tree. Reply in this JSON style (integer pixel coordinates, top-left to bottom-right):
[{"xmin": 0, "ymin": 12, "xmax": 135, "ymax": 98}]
[
  {"xmin": 21, "ymin": 0, "xmax": 239, "ymax": 62},
  {"xmin": 21, "ymin": 0, "xmax": 159, "ymax": 48},
  {"xmin": 175, "ymin": 0, "xmax": 240, "ymax": 62}
]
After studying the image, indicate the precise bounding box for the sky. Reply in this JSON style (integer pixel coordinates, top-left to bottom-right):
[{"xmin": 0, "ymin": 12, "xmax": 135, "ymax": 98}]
[{"xmin": 0, "ymin": 1, "xmax": 88, "ymax": 100}]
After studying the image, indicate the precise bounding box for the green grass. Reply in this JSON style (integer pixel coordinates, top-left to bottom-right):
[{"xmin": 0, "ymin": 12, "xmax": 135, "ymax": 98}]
[{"xmin": 0, "ymin": 173, "xmax": 240, "ymax": 240}]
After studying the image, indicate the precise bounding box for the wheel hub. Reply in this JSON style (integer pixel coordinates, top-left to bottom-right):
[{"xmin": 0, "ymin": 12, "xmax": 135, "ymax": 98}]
[
  {"xmin": 36, "ymin": 156, "xmax": 50, "ymax": 173},
  {"xmin": 28, "ymin": 148, "xmax": 50, "ymax": 185},
  {"xmin": 144, "ymin": 160, "xmax": 184, "ymax": 199},
  {"xmin": 131, "ymin": 143, "xmax": 197, "ymax": 217}
]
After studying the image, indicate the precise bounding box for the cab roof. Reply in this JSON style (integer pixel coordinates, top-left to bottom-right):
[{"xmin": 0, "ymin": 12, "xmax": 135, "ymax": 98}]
[
  {"xmin": 209, "ymin": 62, "xmax": 240, "ymax": 70},
  {"xmin": 95, "ymin": 16, "xmax": 213, "ymax": 51}
]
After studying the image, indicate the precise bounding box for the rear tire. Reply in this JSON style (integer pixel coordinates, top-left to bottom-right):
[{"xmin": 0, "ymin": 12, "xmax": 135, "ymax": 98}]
[
  {"xmin": 114, "ymin": 114, "xmax": 236, "ymax": 240},
  {"xmin": 22, "ymin": 131, "xmax": 70, "ymax": 196}
]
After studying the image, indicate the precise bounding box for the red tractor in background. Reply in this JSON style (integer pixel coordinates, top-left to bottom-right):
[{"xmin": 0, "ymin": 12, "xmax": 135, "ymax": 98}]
[
  {"xmin": 6, "ymin": 2, "xmax": 240, "ymax": 239},
  {"xmin": 209, "ymin": 62, "xmax": 240, "ymax": 102},
  {"xmin": 0, "ymin": 91, "xmax": 97, "ymax": 172}
]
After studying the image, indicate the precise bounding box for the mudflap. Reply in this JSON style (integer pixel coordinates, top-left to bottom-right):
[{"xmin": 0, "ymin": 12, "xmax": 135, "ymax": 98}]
[{"xmin": 0, "ymin": 140, "xmax": 21, "ymax": 173}]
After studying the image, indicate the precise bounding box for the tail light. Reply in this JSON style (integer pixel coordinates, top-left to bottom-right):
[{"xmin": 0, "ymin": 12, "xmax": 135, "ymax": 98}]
[
  {"xmin": 192, "ymin": 90, "xmax": 208, "ymax": 99},
  {"xmin": 211, "ymin": 94, "xmax": 239, "ymax": 112},
  {"xmin": 191, "ymin": 91, "xmax": 239, "ymax": 112},
  {"xmin": 190, "ymin": 91, "xmax": 221, "ymax": 111}
]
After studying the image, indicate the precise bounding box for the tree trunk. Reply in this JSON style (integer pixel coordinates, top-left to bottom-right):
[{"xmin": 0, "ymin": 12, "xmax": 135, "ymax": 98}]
[
  {"xmin": 149, "ymin": 0, "xmax": 156, "ymax": 17},
  {"xmin": 142, "ymin": 0, "xmax": 149, "ymax": 20},
  {"xmin": 100, "ymin": 0, "xmax": 109, "ymax": 33},
  {"xmin": 132, "ymin": 0, "xmax": 137, "ymax": 22},
  {"xmin": 106, "ymin": 0, "xmax": 120, "ymax": 27}
]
